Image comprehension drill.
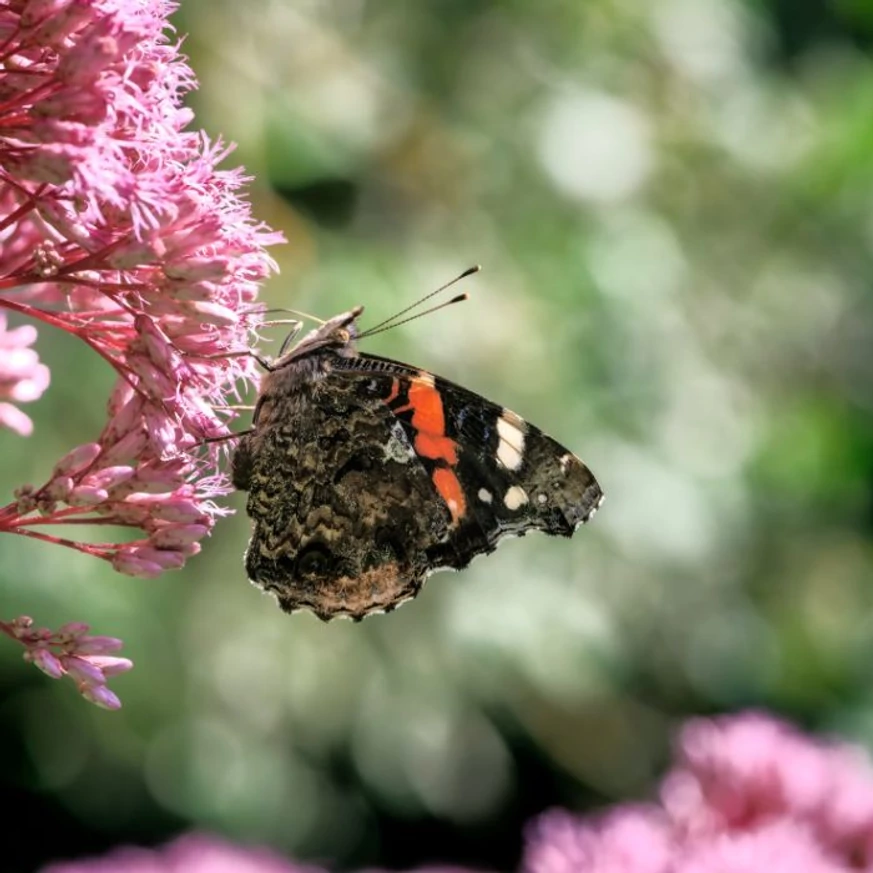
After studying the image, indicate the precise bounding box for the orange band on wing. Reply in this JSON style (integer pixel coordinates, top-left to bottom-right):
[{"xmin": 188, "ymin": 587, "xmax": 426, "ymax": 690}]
[
  {"xmin": 391, "ymin": 377, "xmax": 459, "ymax": 465},
  {"xmin": 432, "ymin": 466, "xmax": 466, "ymax": 526},
  {"xmin": 383, "ymin": 375, "xmax": 465, "ymax": 523},
  {"xmin": 407, "ymin": 379, "xmax": 445, "ymax": 435},
  {"xmin": 414, "ymin": 432, "xmax": 459, "ymax": 464}
]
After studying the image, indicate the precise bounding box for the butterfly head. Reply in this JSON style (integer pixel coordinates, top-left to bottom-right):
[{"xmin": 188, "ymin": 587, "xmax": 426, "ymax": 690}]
[{"xmin": 275, "ymin": 305, "xmax": 365, "ymax": 366}]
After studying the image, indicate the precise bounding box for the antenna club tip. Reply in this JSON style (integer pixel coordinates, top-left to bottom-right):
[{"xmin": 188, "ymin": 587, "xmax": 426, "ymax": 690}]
[{"xmin": 461, "ymin": 264, "xmax": 481, "ymax": 278}]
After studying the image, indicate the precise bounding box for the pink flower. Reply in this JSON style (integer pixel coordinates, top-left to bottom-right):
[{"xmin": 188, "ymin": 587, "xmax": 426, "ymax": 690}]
[
  {"xmin": 1, "ymin": 615, "xmax": 132, "ymax": 709},
  {"xmin": 39, "ymin": 833, "xmax": 315, "ymax": 873},
  {"xmin": 524, "ymin": 807, "xmax": 673, "ymax": 873},
  {"xmin": 524, "ymin": 711, "xmax": 873, "ymax": 873},
  {"xmin": 0, "ymin": 0, "xmax": 283, "ymax": 705},
  {"xmin": 676, "ymin": 822, "xmax": 845, "ymax": 873},
  {"xmin": 663, "ymin": 712, "xmax": 873, "ymax": 863},
  {"xmin": 38, "ymin": 833, "xmax": 489, "ymax": 873},
  {"xmin": 33, "ymin": 714, "xmax": 873, "ymax": 869}
]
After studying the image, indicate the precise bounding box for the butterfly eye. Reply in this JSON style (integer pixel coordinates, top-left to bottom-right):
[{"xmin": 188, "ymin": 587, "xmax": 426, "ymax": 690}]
[{"xmin": 297, "ymin": 543, "xmax": 332, "ymax": 576}]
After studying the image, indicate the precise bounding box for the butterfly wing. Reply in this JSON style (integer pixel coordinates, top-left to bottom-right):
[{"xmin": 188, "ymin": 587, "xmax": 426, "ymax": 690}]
[
  {"xmin": 332, "ymin": 353, "xmax": 604, "ymax": 573},
  {"xmin": 235, "ymin": 350, "xmax": 602, "ymax": 621},
  {"xmin": 233, "ymin": 367, "xmax": 454, "ymax": 620}
]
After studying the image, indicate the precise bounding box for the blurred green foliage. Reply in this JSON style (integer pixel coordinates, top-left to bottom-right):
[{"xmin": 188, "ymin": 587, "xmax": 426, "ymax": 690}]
[{"xmin": 4, "ymin": 0, "xmax": 873, "ymax": 870}]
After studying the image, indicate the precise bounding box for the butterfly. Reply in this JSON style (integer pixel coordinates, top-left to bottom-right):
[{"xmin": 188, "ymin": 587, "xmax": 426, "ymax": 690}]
[{"xmin": 231, "ymin": 268, "xmax": 603, "ymax": 620}]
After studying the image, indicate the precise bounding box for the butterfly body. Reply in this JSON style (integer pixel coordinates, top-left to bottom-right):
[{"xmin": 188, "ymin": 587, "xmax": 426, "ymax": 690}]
[{"xmin": 232, "ymin": 306, "xmax": 603, "ymax": 620}]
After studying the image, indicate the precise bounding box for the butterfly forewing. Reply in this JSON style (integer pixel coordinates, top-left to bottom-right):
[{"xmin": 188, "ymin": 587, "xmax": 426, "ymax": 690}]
[{"xmin": 334, "ymin": 354, "xmax": 603, "ymax": 565}]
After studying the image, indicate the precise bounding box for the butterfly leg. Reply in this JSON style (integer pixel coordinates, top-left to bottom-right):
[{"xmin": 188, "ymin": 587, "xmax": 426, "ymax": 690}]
[{"xmin": 181, "ymin": 349, "xmax": 276, "ymax": 371}]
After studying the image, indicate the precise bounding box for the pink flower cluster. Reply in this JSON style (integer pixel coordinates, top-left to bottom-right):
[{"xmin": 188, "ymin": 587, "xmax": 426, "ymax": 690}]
[
  {"xmin": 0, "ymin": 0, "xmax": 282, "ymax": 705},
  {"xmin": 40, "ymin": 833, "xmax": 313, "ymax": 873},
  {"xmin": 39, "ymin": 832, "xmax": 477, "ymax": 873},
  {"xmin": 34, "ymin": 713, "xmax": 873, "ymax": 873},
  {"xmin": 34, "ymin": 713, "xmax": 873, "ymax": 871},
  {"xmin": 1, "ymin": 615, "xmax": 132, "ymax": 709},
  {"xmin": 524, "ymin": 712, "xmax": 873, "ymax": 872}
]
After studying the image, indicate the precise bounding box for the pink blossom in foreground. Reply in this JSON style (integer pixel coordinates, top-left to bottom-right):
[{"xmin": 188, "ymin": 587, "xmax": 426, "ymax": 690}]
[
  {"xmin": 40, "ymin": 833, "xmax": 313, "ymax": 873},
  {"xmin": 0, "ymin": 0, "xmax": 282, "ymax": 703},
  {"xmin": 524, "ymin": 711, "xmax": 873, "ymax": 873},
  {"xmin": 35, "ymin": 713, "xmax": 873, "ymax": 870},
  {"xmin": 39, "ymin": 832, "xmax": 487, "ymax": 873},
  {"xmin": 1, "ymin": 615, "xmax": 132, "ymax": 709}
]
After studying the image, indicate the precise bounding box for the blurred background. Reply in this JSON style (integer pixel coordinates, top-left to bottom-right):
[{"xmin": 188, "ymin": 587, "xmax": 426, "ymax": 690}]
[{"xmin": 3, "ymin": 0, "xmax": 873, "ymax": 870}]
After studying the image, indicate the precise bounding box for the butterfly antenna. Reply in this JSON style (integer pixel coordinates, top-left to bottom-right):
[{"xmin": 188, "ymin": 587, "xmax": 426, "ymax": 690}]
[
  {"xmin": 359, "ymin": 293, "xmax": 469, "ymax": 339},
  {"xmin": 256, "ymin": 307, "xmax": 325, "ymax": 325},
  {"xmin": 362, "ymin": 265, "xmax": 480, "ymax": 335}
]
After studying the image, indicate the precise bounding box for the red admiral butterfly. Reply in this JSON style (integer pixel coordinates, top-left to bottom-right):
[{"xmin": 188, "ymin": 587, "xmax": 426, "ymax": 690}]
[{"xmin": 231, "ymin": 268, "xmax": 603, "ymax": 620}]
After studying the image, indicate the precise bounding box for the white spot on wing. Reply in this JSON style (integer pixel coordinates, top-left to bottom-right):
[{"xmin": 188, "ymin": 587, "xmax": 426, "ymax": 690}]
[
  {"xmin": 384, "ymin": 421, "xmax": 414, "ymax": 464},
  {"xmin": 496, "ymin": 413, "xmax": 526, "ymax": 471},
  {"xmin": 478, "ymin": 488, "xmax": 493, "ymax": 504},
  {"xmin": 504, "ymin": 485, "xmax": 529, "ymax": 510}
]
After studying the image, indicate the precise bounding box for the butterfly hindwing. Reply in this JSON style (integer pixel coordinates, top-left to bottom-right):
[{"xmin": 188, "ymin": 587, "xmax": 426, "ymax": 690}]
[{"xmin": 234, "ymin": 368, "xmax": 454, "ymax": 620}]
